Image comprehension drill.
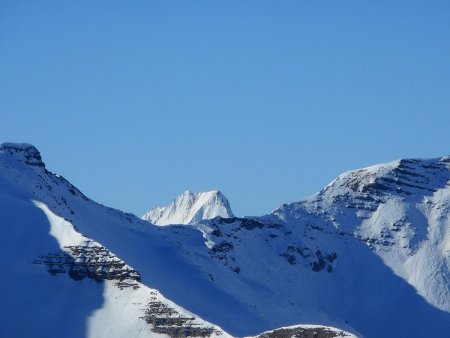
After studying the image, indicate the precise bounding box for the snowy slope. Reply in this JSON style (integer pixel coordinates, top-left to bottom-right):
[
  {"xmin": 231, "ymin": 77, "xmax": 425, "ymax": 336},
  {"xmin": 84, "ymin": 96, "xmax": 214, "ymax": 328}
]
[
  {"xmin": 272, "ymin": 158, "xmax": 450, "ymax": 312},
  {"xmin": 0, "ymin": 143, "xmax": 449, "ymax": 338},
  {"xmin": 164, "ymin": 158, "xmax": 450, "ymax": 337},
  {"xmin": 0, "ymin": 143, "xmax": 231, "ymax": 338},
  {"xmin": 142, "ymin": 190, "xmax": 234, "ymax": 225}
]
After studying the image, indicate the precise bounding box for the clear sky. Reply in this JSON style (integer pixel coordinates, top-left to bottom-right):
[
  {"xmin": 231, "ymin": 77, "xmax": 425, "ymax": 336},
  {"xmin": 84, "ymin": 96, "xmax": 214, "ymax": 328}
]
[{"xmin": 1, "ymin": 1, "xmax": 449, "ymax": 217}]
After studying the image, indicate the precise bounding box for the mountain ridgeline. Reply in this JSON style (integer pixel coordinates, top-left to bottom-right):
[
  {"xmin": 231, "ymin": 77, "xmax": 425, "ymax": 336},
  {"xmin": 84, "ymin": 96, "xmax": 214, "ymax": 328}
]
[{"xmin": 0, "ymin": 142, "xmax": 449, "ymax": 338}]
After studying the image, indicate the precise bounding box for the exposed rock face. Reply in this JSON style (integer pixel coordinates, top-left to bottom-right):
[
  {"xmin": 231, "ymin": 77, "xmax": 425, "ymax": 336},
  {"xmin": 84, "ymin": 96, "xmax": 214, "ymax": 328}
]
[
  {"xmin": 142, "ymin": 190, "xmax": 235, "ymax": 225},
  {"xmin": 0, "ymin": 143, "xmax": 45, "ymax": 168},
  {"xmin": 142, "ymin": 294, "xmax": 220, "ymax": 337},
  {"xmin": 251, "ymin": 325, "xmax": 356, "ymax": 338},
  {"xmin": 33, "ymin": 240, "xmax": 141, "ymax": 289},
  {"xmin": 203, "ymin": 217, "xmax": 338, "ymax": 275}
]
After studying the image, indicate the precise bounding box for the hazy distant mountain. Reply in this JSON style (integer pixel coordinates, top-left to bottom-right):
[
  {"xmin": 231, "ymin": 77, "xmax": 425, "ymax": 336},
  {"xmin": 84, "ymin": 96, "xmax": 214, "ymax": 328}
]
[
  {"xmin": 0, "ymin": 142, "xmax": 449, "ymax": 338},
  {"xmin": 142, "ymin": 190, "xmax": 234, "ymax": 225}
]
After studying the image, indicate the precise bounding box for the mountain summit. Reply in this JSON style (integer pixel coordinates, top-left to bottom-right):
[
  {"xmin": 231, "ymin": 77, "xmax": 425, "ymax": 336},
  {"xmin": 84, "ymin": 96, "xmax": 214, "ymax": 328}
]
[
  {"xmin": 142, "ymin": 190, "xmax": 234, "ymax": 225},
  {"xmin": 0, "ymin": 142, "xmax": 46, "ymax": 168}
]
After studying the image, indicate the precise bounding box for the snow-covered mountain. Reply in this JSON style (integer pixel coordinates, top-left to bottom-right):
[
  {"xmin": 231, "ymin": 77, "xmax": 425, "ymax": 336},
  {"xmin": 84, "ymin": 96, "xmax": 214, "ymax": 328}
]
[
  {"xmin": 153, "ymin": 157, "xmax": 450, "ymax": 337},
  {"xmin": 0, "ymin": 143, "xmax": 232, "ymax": 338},
  {"xmin": 0, "ymin": 142, "xmax": 449, "ymax": 338},
  {"xmin": 142, "ymin": 190, "xmax": 234, "ymax": 225},
  {"xmin": 272, "ymin": 157, "xmax": 450, "ymax": 313}
]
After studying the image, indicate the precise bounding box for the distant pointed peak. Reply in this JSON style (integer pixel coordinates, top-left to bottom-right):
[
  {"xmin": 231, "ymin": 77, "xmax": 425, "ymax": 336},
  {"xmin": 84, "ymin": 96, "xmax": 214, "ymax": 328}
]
[
  {"xmin": 142, "ymin": 189, "xmax": 234, "ymax": 226},
  {"xmin": 0, "ymin": 142, "xmax": 45, "ymax": 168},
  {"xmin": 211, "ymin": 190, "xmax": 223, "ymax": 196}
]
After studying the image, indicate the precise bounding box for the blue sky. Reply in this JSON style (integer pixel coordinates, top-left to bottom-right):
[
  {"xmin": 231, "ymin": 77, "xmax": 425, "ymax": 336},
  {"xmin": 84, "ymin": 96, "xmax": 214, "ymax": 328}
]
[{"xmin": 1, "ymin": 1, "xmax": 449, "ymax": 216}]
